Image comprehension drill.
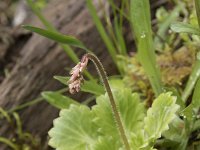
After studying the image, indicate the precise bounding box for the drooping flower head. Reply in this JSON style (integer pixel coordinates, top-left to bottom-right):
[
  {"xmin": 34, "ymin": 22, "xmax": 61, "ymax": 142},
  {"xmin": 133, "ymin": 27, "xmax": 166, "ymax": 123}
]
[{"xmin": 68, "ymin": 55, "xmax": 88, "ymax": 94}]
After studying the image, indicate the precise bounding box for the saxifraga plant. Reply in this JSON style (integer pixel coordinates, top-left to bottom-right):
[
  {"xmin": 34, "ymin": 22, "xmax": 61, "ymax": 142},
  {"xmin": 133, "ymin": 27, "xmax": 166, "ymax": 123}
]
[
  {"xmin": 48, "ymin": 53, "xmax": 179, "ymax": 150},
  {"xmin": 67, "ymin": 53, "xmax": 131, "ymax": 150}
]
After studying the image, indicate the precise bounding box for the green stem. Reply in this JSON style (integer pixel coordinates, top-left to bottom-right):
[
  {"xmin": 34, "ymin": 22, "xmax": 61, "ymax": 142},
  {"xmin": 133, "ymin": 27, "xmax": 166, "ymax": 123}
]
[
  {"xmin": 0, "ymin": 137, "xmax": 19, "ymax": 150},
  {"xmin": 86, "ymin": 53, "xmax": 130, "ymax": 150},
  {"xmin": 182, "ymin": 54, "xmax": 200, "ymax": 102},
  {"xmin": 8, "ymin": 97, "xmax": 43, "ymax": 113},
  {"xmin": 8, "ymin": 88, "xmax": 68, "ymax": 113},
  {"xmin": 195, "ymin": 0, "xmax": 200, "ymax": 28}
]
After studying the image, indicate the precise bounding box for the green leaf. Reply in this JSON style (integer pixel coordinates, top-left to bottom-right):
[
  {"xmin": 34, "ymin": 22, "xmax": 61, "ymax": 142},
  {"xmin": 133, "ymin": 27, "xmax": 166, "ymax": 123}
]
[
  {"xmin": 170, "ymin": 22, "xmax": 200, "ymax": 36},
  {"xmin": 23, "ymin": 25, "xmax": 87, "ymax": 50},
  {"xmin": 130, "ymin": 0, "xmax": 151, "ymax": 42},
  {"xmin": 154, "ymin": 5, "xmax": 182, "ymax": 50},
  {"xmin": 193, "ymin": 119, "xmax": 200, "ymax": 132},
  {"xmin": 93, "ymin": 136, "xmax": 121, "ymax": 150},
  {"xmin": 107, "ymin": 0, "xmax": 130, "ymax": 21},
  {"xmin": 92, "ymin": 88, "xmax": 145, "ymax": 140},
  {"xmin": 109, "ymin": 78, "xmax": 127, "ymax": 91},
  {"xmin": 162, "ymin": 116, "xmax": 184, "ymax": 142},
  {"xmin": 181, "ymin": 78, "xmax": 200, "ymax": 121},
  {"xmin": 82, "ymin": 80, "xmax": 104, "ymax": 95},
  {"xmin": 53, "ymin": 76, "xmax": 69, "ymax": 85},
  {"xmin": 130, "ymin": 0, "xmax": 163, "ymax": 96},
  {"xmin": 192, "ymin": 77, "xmax": 200, "ymax": 108},
  {"xmin": 49, "ymin": 105, "xmax": 98, "ymax": 150},
  {"xmin": 114, "ymin": 17, "xmax": 127, "ymax": 56},
  {"xmin": 181, "ymin": 104, "xmax": 194, "ymax": 122},
  {"xmin": 42, "ymin": 92, "xmax": 78, "ymax": 109},
  {"xmin": 182, "ymin": 52, "xmax": 200, "ymax": 102},
  {"xmin": 130, "ymin": 131, "xmax": 149, "ymax": 150},
  {"xmin": 144, "ymin": 92, "xmax": 179, "ymax": 143},
  {"xmin": 164, "ymin": 87, "xmax": 185, "ymax": 111},
  {"xmin": 130, "ymin": 93, "xmax": 179, "ymax": 149}
]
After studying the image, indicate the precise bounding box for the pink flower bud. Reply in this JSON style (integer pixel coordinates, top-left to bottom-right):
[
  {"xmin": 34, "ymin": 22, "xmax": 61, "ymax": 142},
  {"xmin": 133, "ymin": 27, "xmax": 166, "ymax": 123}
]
[{"xmin": 68, "ymin": 55, "xmax": 89, "ymax": 94}]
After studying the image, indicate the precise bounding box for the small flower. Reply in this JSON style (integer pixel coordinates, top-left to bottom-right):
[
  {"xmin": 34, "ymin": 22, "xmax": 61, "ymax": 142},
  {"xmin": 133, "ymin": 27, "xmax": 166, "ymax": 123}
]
[
  {"xmin": 68, "ymin": 55, "xmax": 88, "ymax": 94},
  {"xmin": 68, "ymin": 63, "xmax": 81, "ymax": 84},
  {"xmin": 68, "ymin": 76, "xmax": 83, "ymax": 94}
]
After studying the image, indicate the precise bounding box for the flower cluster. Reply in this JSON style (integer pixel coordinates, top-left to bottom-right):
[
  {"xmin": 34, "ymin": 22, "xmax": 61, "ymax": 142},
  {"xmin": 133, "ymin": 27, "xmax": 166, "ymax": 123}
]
[{"xmin": 68, "ymin": 55, "xmax": 88, "ymax": 94}]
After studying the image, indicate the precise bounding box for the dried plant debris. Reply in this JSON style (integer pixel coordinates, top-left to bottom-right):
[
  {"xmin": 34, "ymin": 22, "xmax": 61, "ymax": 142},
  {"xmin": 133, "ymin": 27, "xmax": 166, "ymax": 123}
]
[
  {"xmin": 158, "ymin": 47, "xmax": 196, "ymax": 86},
  {"xmin": 124, "ymin": 47, "xmax": 196, "ymax": 102}
]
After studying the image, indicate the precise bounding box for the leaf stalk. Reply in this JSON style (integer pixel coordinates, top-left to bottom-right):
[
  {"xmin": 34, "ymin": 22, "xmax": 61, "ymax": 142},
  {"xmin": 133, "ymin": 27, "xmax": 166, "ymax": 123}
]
[{"xmin": 86, "ymin": 53, "xmax": 131, "ymax": 150}]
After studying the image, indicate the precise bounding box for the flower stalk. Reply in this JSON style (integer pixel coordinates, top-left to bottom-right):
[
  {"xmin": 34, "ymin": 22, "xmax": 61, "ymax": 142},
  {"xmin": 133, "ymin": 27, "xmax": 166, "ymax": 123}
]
[{"xmin": 68, "ymin": 53, "xmax": 131, "ymax": 150}]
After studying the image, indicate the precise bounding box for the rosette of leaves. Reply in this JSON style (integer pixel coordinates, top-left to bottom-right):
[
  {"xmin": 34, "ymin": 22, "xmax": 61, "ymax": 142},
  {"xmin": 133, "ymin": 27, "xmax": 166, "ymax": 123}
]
[{"xmin": 48, "ymin": 86, "xmax": 179, "ymax": 150}]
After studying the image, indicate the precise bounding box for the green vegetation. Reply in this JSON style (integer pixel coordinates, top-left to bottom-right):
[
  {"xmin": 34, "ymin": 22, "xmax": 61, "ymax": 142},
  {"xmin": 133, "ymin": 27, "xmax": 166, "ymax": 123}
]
[{"xmin": 1, "ymin": 0, "xmax": 200, "ymax": 149}]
